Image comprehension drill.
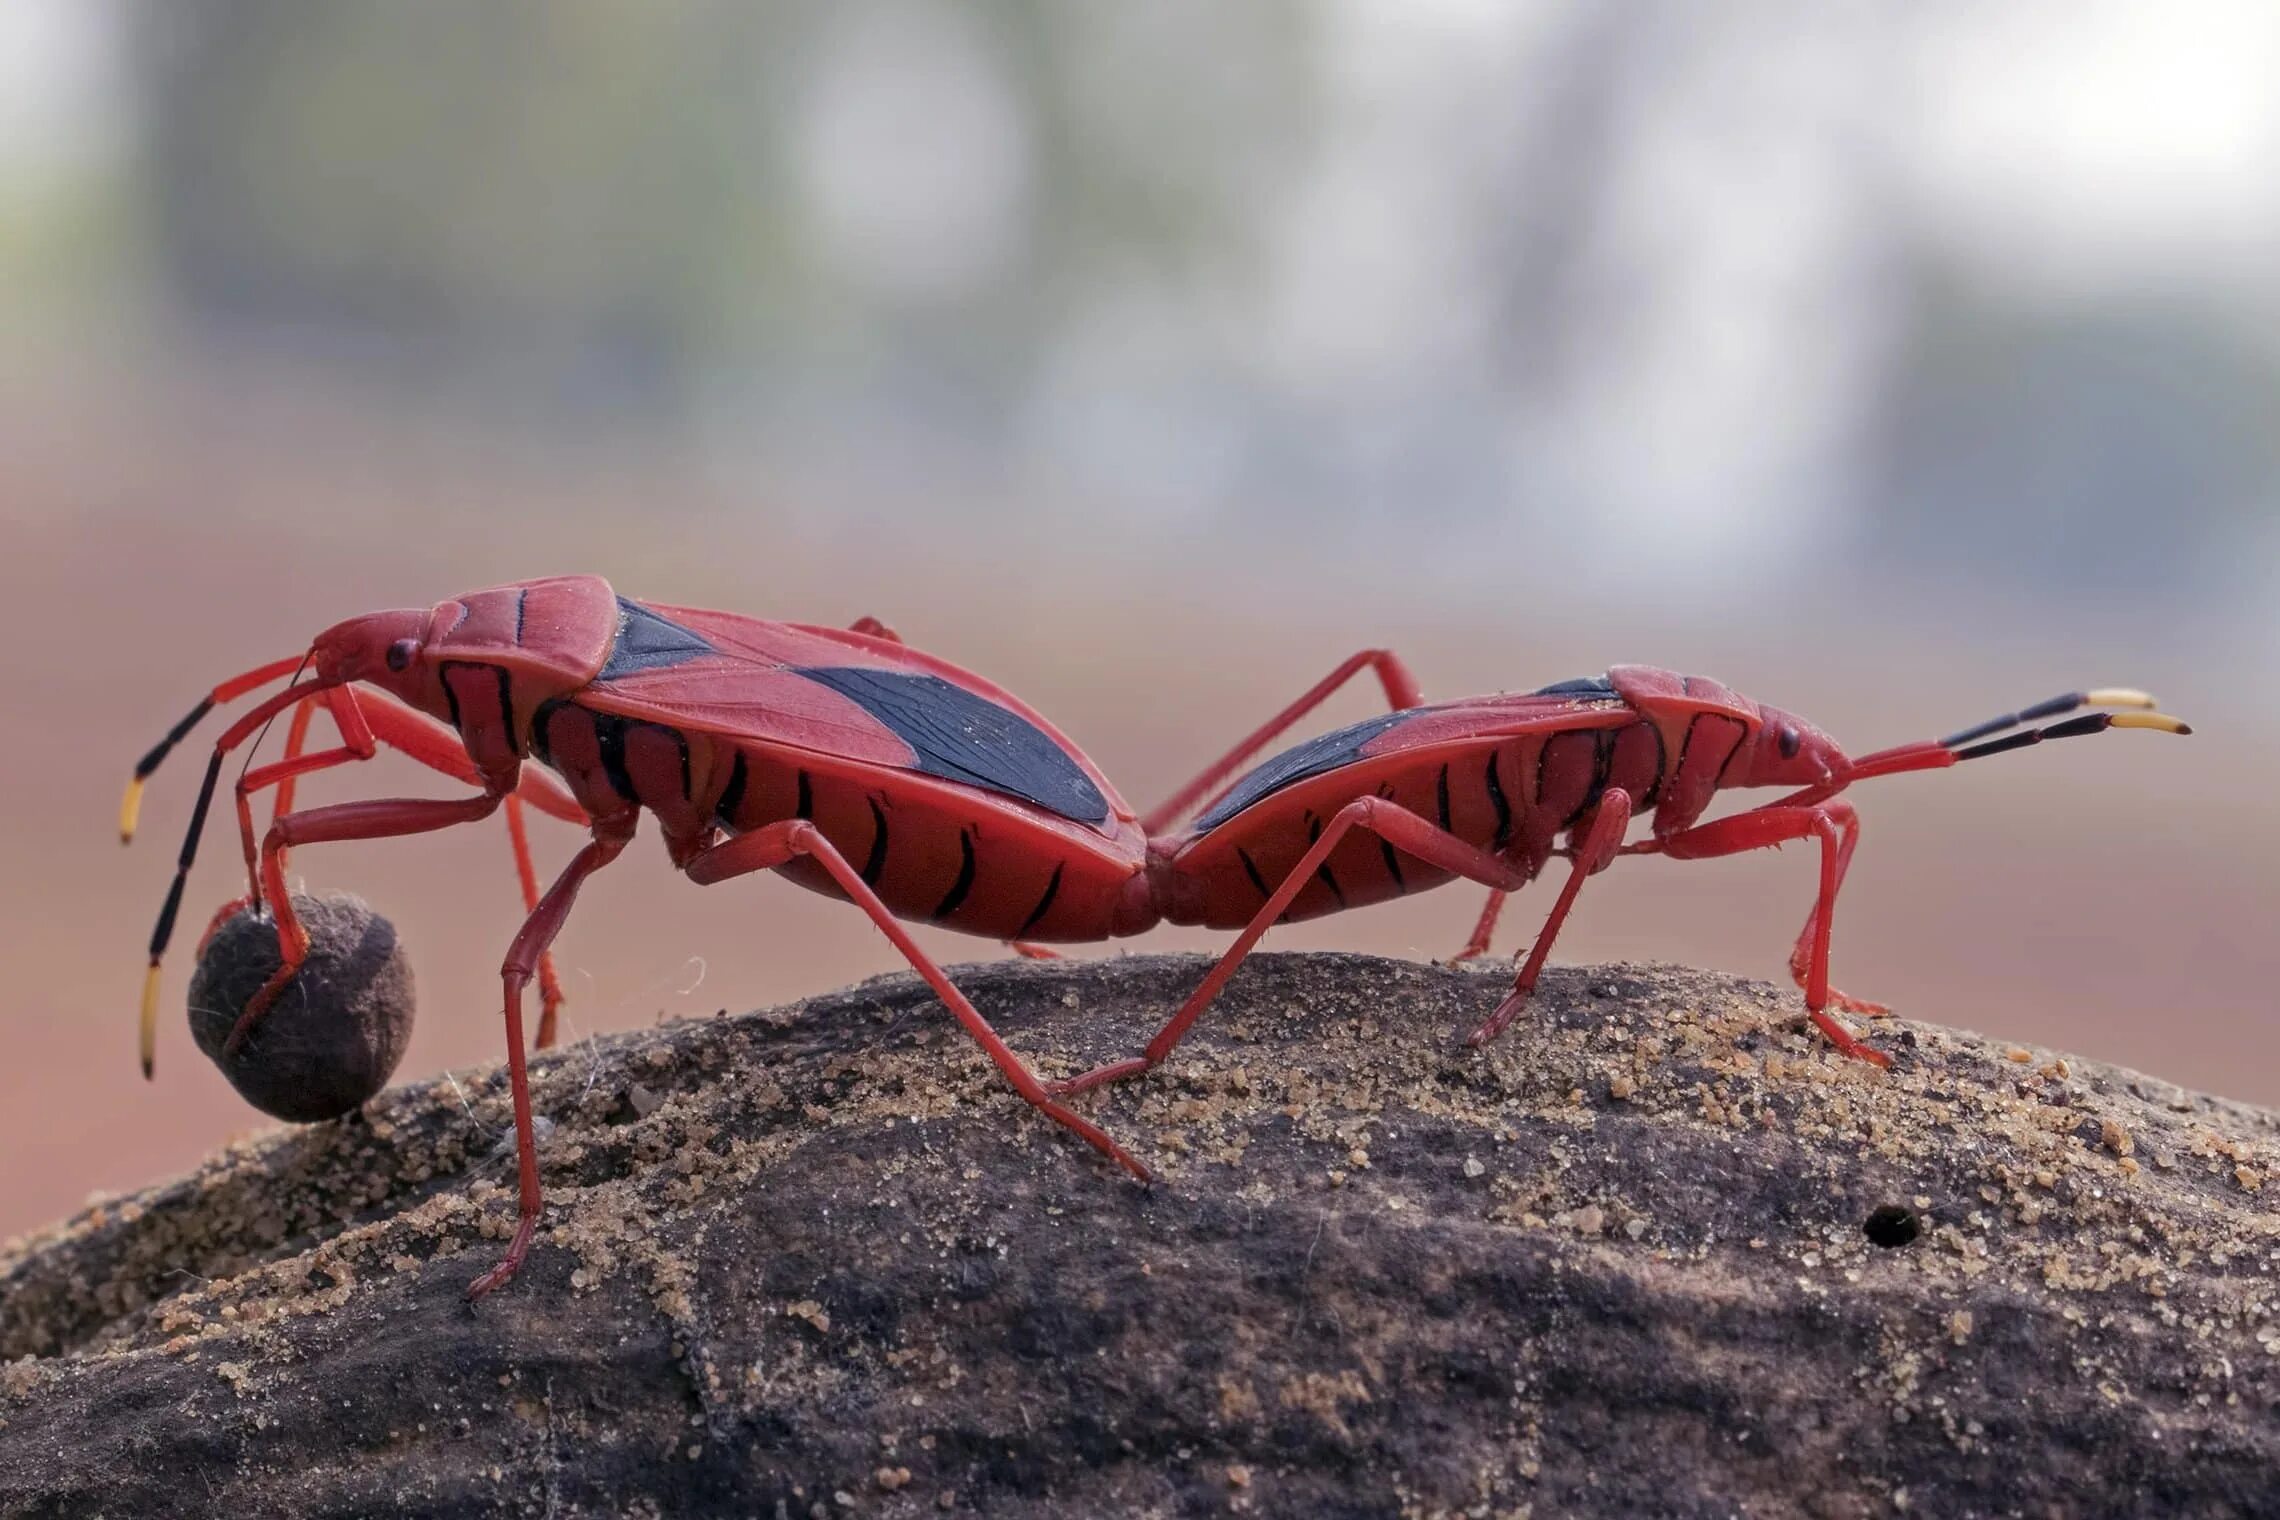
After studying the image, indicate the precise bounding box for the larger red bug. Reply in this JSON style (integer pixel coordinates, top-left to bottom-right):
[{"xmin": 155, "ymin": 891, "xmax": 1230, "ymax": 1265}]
[
  {"xmin": 1050, "ymin": 665, "xmax": 2192, "ymax": 1095},
  {"xmin": 123, "ymin": 578, "xmax": 1187, "ymax": 1295}
]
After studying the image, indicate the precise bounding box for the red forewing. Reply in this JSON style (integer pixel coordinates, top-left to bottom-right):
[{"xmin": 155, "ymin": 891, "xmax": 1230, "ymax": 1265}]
[
  {"xmin": 1191, "ymin": 689, "xmax": 1631, "ymax": 833},
  {"xmin": 577, "ymin": 598, "xmax": 1123, "ymax": 829}
]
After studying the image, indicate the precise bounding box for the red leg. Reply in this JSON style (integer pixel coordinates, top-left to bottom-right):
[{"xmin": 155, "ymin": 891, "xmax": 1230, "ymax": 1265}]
[
  {"xmin": 275, "ymin": 686, "xmax": 585, "ymax": 824},
  {"xmin": 503, "ymin": 794, "xmax": 568, "ymax": 1048},
  {"xmin": 681, "ymin": 820, "xmax": 1151, "ymax": 1182},
  {"xmin": 1653, "ymin": 799, "xmax": 1890, "ymax": 1067},
  {"xmin": 1451, "ymin": 889, "xmax": 1510, "ymax": 962},
  {"xmin": 226, "ymin": 688, "xmax": 585, "ymax": 903},
  {"xmin": 1005, "ymin": 939, "xmax": 1061, "ymax": 960},
  {"xmin": 1780, "ymin": 803, "xmax": 1885, "ymax": 1016},
  {"xmin": 1140, "ymin": 650, "xmax": 1426, "ymax": 834},
  {"xmin": 223, "ymin": 788, "xmax": 508, "ymax": 1053},
  {"xmin": 340, "ymin": 687, "xmax": 584, "ymax": 820},
  {"xmin": 1466, "ymin": 791, "xmax": 1632, "ymax": 1045},
  {"xmin": 230, "ymin": 686, "xmax": 381, "ymax": 894},
  {"xmin": 466, "ymin": 816, "xmax": 636, "ymax": 1300},
  {"xmin": 203, "ymin": 685, "xmax": 586, "ymax": 951},
  {"xmin": 1056, "ymin": 796, "xmax": 1533, "ymax": 1096},
  {"xmin": 191, "ymin": 692, "xmax": 340, "ymax": 958},
  {"xmin": 333, "ymin": 689, "xmax": 585, "ymax": 819},
  {"xmin": 848, "ymin": 615, "xmax": 903, "ymax": 643},
  {"xmin": 271, "ymin": 695, "xmax": 321, "ymax": 823}
]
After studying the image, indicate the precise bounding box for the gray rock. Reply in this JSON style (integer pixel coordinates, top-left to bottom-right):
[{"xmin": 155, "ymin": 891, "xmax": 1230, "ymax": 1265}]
[{"xmin": 3, "ymin": 953, "xmax": 2277, "ymax": 1517}]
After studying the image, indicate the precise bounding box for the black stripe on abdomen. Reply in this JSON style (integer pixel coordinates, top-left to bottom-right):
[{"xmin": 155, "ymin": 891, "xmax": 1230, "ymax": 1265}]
[
  {"xmin": 593, "ymin": 715, "xmax": 637, "ymax": 803},
  {"xmin": 1016, "ymin": 863, "xmax": 1064, "ymax": 937},
  {"xmin": 932, "ymin": 829, "xmax": 977, "ymax": 920},
  {"xmin": 1573, "ymin": 728, "xmax": 1617, "ymax": 826},
  {"xmin": 528, "ymin": 697, "xmax": 565, "ymax": 766},
  {"xmin": 715, "ymin": 752, "xmax": 748, "ymax": 824},
  {"xmin": 1305, "ymin": 813, "xmax": 1346, "ymax": 908},
  {"xmin": 862, "ymin": 798, "xmax": 890, "ymax": 886},
  {"xmin": 1237, "ymin": 846, "xmax": 1272, "ymax": 901},
  {"xmin": 1486, "ymin": 751, "xmax": 1512, "ymax": 849}
]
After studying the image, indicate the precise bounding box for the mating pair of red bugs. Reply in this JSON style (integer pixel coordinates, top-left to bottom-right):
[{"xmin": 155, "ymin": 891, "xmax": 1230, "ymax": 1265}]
[{"xmin": 122, "ymin": 577, "xmax": 2189, "ymax": 1297}]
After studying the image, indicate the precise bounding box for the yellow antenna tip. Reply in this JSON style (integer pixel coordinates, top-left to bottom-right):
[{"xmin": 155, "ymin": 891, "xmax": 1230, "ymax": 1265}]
[
  {"xmin": 2084, "ymin": 688, "xmax": 2157, "ymax": 710},
  {"xmin": 120, "ymin": 777, "xmax": 146, "ymax": 845},
  {"xmin": 140, "ymin": 962, "xmax": 161, "ymax": 1079},
  {"xmin": 2110, "ymin": 711, "xmax": 2192, "ymax": 735}
]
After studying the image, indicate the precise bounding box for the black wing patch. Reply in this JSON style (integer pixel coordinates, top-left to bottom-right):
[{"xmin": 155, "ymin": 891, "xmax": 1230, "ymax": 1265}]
[
  {"xmin": 793, "ymin": 666, "xmax": 1111, "ymax": 826},
  {"xmin": 1533, "ymin": 675, "xmax": 1616, "ymax": 697},
  {"xmin": 1193, "ymin": 709, "xmax": 1414, "ymax": 834},
  {"xmin": 600, "ymin": 598, "xmax": 715, "ymax": 681}
]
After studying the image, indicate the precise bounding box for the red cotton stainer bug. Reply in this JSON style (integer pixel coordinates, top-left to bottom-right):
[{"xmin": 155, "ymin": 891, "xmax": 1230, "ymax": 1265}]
[
  {"xmin": 1046, "ymin": 666, "xmax": 2192, "ymax": 1097},
  {"xmin": 122, "ymin": 576, "xmax": 1222, "ymax": 1298}
]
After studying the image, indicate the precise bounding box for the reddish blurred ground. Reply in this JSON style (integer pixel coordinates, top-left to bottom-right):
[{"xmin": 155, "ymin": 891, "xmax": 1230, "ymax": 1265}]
[{"xmin": 3, "ymin": 369, "xmax": 2272, "ymax": 1244}]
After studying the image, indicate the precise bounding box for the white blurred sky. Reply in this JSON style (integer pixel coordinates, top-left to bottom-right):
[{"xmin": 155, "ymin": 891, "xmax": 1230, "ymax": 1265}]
[{"xmin": 0, "ymin": 0, "xmax": 121, "ymax": 181}]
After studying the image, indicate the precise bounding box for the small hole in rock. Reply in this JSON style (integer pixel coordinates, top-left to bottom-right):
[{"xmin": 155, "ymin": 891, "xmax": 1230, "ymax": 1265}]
[{"xmin": 1863, "ymin": 1204, "xmax": 1921, "ymax": 1248}]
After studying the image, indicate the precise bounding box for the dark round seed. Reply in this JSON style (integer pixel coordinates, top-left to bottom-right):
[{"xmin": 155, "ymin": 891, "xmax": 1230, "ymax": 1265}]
[
  {"xmin": 1862, "ymin": 1204, "xmax": 1922, "ymax": 1249},
  {"xmin": 188, "ymin": 892, "xmax": 416, "ymax": 1123}
]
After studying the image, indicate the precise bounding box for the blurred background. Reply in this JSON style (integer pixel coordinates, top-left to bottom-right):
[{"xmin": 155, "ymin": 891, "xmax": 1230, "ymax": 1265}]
[{"xmin": 2, "ymin": 1, "xmax": 2274, "ymax": 1243}]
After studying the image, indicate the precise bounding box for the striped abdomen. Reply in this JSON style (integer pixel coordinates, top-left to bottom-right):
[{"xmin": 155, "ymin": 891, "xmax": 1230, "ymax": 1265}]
[
  {"xmin": 530, "ymin": 698, "xmax": 1153, "ymax": 943},
  {"xmin": 1156, "ymin": 716, "xmax": 1690, "ymax": 931}
]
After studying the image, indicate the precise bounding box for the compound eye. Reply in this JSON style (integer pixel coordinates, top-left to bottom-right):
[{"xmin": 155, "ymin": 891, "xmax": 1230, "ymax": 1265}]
[
  {"xmin": 1777, "ymin": 724, "xmax": 1802, "ymax": 760},
  {"xmin": 385, "ymin": 638, "xmax": 418, "ymax": 673}
]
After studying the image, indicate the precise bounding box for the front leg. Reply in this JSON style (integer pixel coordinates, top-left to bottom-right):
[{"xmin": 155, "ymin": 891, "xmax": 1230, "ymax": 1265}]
[
  {"xmin": 1777, "ymin": 802, "xmax": 1885, "ymax": 1017},
  {"xmin": 227, "ymin": 686, "xmax": 584, "ymax": 906},
  {"xmin": 1653, "ymin": 799, "xmax": 1889, "ymax": 1067},
  {"xmin": 224, "ymin": 788, "xmax": 508, "ymax": 1054},
  {"xmin": 218, "ymin": 687, "xmax": 583, "ymax": 1048},
  {"xmin": 1450, "ymin": 888, "xmax": 1510, "ymax": 963}
]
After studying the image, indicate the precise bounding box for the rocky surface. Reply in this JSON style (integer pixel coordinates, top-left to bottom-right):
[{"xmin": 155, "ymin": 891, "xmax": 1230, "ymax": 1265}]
[{"xmin": 3, "ymin": 951, "xmax": 2277, "ymax": 1518}]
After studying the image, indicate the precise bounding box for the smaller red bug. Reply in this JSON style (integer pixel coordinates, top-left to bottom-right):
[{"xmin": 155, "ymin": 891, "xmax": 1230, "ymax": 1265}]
[{"xmin": 1052, "ymin": 667, "xmax": 2192, "ymax": 1093}]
